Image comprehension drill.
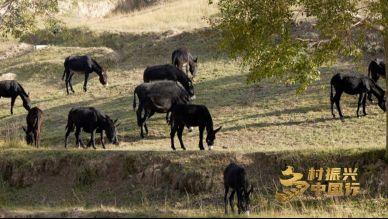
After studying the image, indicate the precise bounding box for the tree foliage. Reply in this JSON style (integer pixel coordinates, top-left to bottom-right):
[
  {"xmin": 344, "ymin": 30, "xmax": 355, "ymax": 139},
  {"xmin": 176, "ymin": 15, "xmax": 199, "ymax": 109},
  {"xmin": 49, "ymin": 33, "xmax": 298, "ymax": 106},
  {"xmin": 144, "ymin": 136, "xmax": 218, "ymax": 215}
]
[
  {"xmin": 0, "ymin": 0, "xmax": 59, "ymax": 38},
  {"xmin": 211, "ymin": 0, "xmax": 386, "ymax": 92}
]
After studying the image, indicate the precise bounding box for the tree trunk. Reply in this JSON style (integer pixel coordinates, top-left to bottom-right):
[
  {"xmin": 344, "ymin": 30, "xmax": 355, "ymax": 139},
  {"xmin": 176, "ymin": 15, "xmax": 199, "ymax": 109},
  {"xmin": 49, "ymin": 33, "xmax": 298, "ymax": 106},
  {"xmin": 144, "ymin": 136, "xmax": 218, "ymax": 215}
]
[
  {"xmin": 384, "ymin": 34, "xmax": 388, "ymax": 162},
  {"xmin": 383, "ymin": 0, "xmax": 388, "ymax": 161}
]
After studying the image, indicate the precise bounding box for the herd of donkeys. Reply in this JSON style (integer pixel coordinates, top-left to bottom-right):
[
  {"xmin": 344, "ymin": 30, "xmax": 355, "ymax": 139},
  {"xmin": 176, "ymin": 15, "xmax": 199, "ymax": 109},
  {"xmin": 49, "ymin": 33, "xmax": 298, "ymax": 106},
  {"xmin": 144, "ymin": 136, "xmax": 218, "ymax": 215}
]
[
  {"xmin": 0, "ymin": 47, "xmax": 252, "ymax": 214},
  {"xmin": 0, "ymin": 45, "xmax": 386, "ymax": 214},
  {"xmin": 0, "ymin": 47, "xmax": 223, "ymax": 151}
]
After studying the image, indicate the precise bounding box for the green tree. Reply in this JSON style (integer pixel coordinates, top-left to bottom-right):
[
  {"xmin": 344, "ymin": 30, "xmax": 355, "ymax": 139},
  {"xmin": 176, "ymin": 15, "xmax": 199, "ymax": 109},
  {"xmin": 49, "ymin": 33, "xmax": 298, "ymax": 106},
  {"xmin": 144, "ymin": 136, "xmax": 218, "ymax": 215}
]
[
  {"xmin": 212, "ymin": 0, "xmax": 387, "ymax": 159},
  {"xmin": 0, "ymin": 0, "xmax": 58, "ymax": 38}
]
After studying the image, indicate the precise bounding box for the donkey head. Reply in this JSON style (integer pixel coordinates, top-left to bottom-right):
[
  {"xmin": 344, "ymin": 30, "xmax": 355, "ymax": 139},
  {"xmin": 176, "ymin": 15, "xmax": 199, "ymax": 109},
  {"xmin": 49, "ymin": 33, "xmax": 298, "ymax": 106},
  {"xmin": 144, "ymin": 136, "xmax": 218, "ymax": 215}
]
[
  {"xmin": 189, "ymin": 57, "xmax": 198, "ymax": 77},
  {"xmin": 103, "ymin": 115, "xmax": 119, "ymax": 145},
  {"xmin": 99, "ymin": 72, "xmax": 108, "ymax": 86},
  {"xmin": 187, "ymin": 80, "xmax": 195, "ymax": 100},
  {"xmin": 206, "ymin": 126, "xmax": 222, "ymax": 148},
  {"xmin": 22, "ymin": 126, "xmax": 33, "ymax": 145},
  {"xmin": 238, "ymin": 185, "xmax": 254, "ymax": 215},
  {"xmin": 378, "ymin": 97, "xmax": 386, "ymax": 112}
]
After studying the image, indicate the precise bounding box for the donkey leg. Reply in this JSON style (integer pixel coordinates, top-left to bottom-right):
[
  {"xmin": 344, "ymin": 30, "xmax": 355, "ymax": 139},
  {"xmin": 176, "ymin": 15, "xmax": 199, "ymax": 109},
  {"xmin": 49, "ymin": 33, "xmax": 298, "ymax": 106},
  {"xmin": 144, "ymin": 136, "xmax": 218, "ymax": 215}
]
[
  {"xmin": 333, "ymin": 91, "xmax": 344, "ymax": 119},
  {"xmin": 65, "ymin": 127, "xmax": 73, "ymax": 148},
  {"xmin": 357, "ymin": 93, "xmax": 363, "ymax": 117},
  {"xmin": 144, "ymin": 111, "xmax": 155, "ymax": 135},
  {"xmin": 177, "ymin": 125, "xmax": 186, "ymax": 150},
  {"xmin": 362, "ymin": 93, "xmax": 367, "ymax": 116},
  {"xmin": 65, "ymin": 79, "xmax": 70, "ymax": 95},
  {"xmin": 198, "ymin": 126, "xmax": 205, "ymax": 150},
  {"xmin": 10, "ymin": 96, "xmax": 16, "ymax": 115},
  {"xmin": 224, "ymin": 186, "xmax": 229, "ymax": 214},
  {"xmin": 83, "ymin": 73, "xmax": 89, "ymax": 92},
  {"xmin": 69, "ymin": 73, "xmax": 75, "ymax": 93},
  {"xmin": 136, "ymin": 106, "xmax": 146, "ymax": 138},
  {"xmin": 367, "ymin": 92, "xmax": 373, "ymax": 102},
  {"xmin": 142, "ymin": 111, "xmax": 149, "ymax": 137},
  {"xmin": 75, "ymin": 127, "xmax": 85, "ymax": 148},
  {"xmin": 170, "ymin": 123, "xmax": 178, "ymax": 151},
  {"xmin": 331, "ymin": 99, "xmax": 336, "ymax": 118},
  {"xmin": 75, "ymin": 127, "xmax": 81, "ymax": 148},
  {"xmin": 229, "ymin": 190, "xmax": 236, "ymax": 214},
  {"xmin": 100, "ymin": 131, "xmax": 105, "ymax": 149},
  {"xmin": 90, "ymin": 130, "xmax": 96, "ymax": 149},
  {"xmin": 34, "ymin": 130, "xmax": 38, "ymax": 148}
]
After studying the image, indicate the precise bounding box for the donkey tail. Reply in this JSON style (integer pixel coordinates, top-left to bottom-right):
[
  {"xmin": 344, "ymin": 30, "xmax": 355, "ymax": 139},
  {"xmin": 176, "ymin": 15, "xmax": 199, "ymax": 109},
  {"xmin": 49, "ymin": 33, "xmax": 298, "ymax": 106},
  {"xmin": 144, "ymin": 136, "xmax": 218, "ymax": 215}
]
[
  {"xmin": 65, "ymin": 115, "xmax": 73, "ymax": 131},
  {"xmin": 166, "ymin": 109, "xmax": 172, "ymax": 124},
  {"xmin": 62, "ymin": 57, "xmax": 69, "ymax": 81},
  {"xmin": 171, "ymin": 51, "xmax": 176, "ymax": 65},
  {"xmin": 330, "ymin": 83, "xmax": 334, "ymax": 103},
  {"xmin": 133, "ymin": 90, "xmax": 137, "ymax": 111}
]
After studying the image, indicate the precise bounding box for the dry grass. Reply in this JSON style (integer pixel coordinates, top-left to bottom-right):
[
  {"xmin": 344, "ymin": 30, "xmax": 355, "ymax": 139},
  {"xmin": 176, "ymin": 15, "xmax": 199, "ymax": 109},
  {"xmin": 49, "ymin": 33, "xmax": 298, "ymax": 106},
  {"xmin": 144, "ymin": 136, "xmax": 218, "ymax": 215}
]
[{"xmin": 61, "ymin": 0, "xmax": 218, "ymax": 33}]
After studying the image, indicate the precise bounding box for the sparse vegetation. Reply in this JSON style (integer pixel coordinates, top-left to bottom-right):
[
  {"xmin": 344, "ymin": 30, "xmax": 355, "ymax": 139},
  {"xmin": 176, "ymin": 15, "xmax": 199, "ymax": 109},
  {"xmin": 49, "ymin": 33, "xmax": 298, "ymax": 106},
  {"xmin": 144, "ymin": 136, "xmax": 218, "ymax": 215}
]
[{"xmin": 0, "ymin": 0, "xmax": 386, "ymax": 217}]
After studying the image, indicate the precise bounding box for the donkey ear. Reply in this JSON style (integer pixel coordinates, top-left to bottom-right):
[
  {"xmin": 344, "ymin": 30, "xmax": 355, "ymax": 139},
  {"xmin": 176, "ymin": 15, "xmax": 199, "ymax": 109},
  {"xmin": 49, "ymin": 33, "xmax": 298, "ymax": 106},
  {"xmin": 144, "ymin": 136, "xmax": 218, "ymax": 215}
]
[
  {"xmin": 116, "ymin": 123, "xmax": 121, "ymax": 127},
  {"xmin": 113, "ymin": 119, "xmax": 118, "ymax": 124},
  {"xmin": 22, "ymin": 126, "xmax": 27, "ymax": 133},
  {"xmin": 194, "ymin": 57, "xmax": 198, "ymax": 62},
  {"xmin": 214, "ymin": 126, "xmax": 222, "ymax": 134}
]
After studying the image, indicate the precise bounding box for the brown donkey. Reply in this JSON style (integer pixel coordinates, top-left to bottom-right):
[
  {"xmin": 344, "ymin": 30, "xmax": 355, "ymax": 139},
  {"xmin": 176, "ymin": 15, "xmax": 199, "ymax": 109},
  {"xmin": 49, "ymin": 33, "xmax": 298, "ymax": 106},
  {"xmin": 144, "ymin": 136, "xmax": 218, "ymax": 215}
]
[{"xmin": 22, "ymin": 107, "xmax": 43, "ymax": 147}]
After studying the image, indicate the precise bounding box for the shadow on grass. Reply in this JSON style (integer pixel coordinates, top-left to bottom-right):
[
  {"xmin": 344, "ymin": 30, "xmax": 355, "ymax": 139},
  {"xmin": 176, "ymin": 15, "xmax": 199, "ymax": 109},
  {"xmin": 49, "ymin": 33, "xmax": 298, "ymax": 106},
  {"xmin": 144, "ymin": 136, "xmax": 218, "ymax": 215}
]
[{"xmin": 21, "ymin": 26, "xmax": 223, "ymax": 70}]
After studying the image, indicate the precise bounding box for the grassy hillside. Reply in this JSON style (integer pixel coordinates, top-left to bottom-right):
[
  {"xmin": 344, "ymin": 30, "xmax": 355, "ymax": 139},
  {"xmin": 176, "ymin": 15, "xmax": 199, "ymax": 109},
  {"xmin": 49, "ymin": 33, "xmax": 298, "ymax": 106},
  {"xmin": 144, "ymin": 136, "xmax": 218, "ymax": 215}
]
[
  {"xmin": 0, "ymin": 0, "xmax": 386, "ymax": 217},
  {"xmin": 0, "ymin": 149, "xmax": 386, "ymax": 217}
]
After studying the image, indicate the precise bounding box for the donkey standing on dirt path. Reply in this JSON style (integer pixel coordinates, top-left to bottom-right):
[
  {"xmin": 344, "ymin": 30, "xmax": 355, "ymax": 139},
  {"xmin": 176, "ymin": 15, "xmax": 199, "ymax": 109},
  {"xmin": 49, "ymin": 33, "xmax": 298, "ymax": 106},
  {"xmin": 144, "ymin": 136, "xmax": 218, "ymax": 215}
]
[
  {"xmin": 0, "ymin": 80, "xmax": 32, "ymax": 114},
  {"xmin": 62, "ymin": 55, "xmax": 108, "ymax": 95}
]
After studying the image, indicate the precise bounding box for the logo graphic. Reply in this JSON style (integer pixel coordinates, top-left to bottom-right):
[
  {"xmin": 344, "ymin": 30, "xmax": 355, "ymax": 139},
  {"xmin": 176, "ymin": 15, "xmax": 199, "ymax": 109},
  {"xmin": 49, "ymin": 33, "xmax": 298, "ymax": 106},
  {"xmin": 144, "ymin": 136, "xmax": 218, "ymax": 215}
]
[{"xmin": 276, "ymin": 166, "xmax": 360, "ymax": 203}]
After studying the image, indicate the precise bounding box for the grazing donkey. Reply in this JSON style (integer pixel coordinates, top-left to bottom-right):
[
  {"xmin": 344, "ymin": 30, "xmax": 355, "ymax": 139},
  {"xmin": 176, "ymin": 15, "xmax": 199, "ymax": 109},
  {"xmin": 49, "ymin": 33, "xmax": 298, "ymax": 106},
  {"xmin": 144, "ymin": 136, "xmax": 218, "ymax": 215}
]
[
  {"xmin": 143, "ymin": 64, "xmax": 195, "ymax": 99},
  {"xmin": 0, "ymin": 80, "xmax": 32, "ymax": 114},
  {"xmin": 171, "ymin": 48, "xmax": 198, "ymax": 78},
  {"xmin": 22, "ymin": 107, "xmax": 43, "ymax": 147},
  {"xmin": 65, "ymin": 107, "xmax": 119, "ymax": 149},
  {"xmin": 367, "ymin": 60, "xmax": 386, "ymax": 101},
  {"xmin": 330, "ymin": 72, "xmax": 386, "ymax": 119},
  {"xmin": 224, "ymin": 163, "xmax": 253, "ymax": 215},
  {"xmin": 168, "ymin": 104, "xmax": 222, "ymax": 150},
  {"xmin": 133, "ymin": 81, "xmax": 191, "ymax": 138},
  {"xmin": 62, "ymin": 55, "xmax": 108, "ymax": 95}
]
